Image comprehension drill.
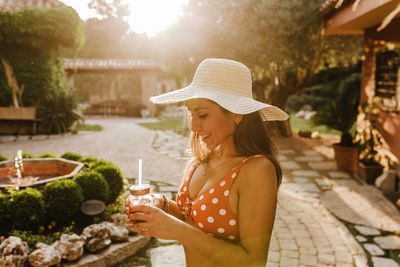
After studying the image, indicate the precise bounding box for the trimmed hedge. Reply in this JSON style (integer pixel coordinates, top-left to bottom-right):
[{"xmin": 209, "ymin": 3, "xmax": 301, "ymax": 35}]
[
  {"xmin": 9, "ymin": 187, "xmax": 45, "ymax": 231},
  {"xmin": 0, "ymin": 153, "xmax": 7, "ymax": 161},
  {"xmin": 43, "ymin": 179, "xmax": 83, "ymax": 225},
  {"xmin": 0, "ymin": 192, "xmax": 10, "ymax": 234},
  {"xmin": 73, "ymin": 171, "xmax": 109, "ymax": 203},
  {"xmin": 38, "ymin": 152, "xmax": 57, "ymax": 158},
  {"xmin": 94, "ymin": 165, "xmax": 124, "ymax": 204},
  {"xmin": 60, "ymin": 152, "xmax": 83, "ymax": 161}
]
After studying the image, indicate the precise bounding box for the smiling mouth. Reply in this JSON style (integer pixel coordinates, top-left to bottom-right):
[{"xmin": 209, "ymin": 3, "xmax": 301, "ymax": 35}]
[{"xmin": 200, "ymin": 134, "xmax": 210, "ymax": 142}]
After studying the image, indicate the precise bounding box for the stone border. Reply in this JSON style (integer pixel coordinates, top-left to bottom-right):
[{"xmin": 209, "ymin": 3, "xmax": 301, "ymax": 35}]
[{"xmin": 62, "ymin": 236, "xmax": 151, "ymax": 267}]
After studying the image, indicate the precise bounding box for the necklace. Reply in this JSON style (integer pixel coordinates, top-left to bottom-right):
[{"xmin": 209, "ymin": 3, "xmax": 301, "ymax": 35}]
[
  {"xmin": 202, "ymin": 149, "xmax": 234, "ymax": 176},
  {"xmin": 202, "ymin": 158, "xmax": 232, "ymax": 176}
]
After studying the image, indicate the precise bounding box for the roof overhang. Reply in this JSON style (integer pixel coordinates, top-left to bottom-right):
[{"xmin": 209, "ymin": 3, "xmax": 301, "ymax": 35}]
[
  {"xmin": 64, "ymin": 58, "xmax": 161, "ymax": 75},
  {"xmin": 322, "ymin": 0, "xmax": 400, "ymax": 35}
]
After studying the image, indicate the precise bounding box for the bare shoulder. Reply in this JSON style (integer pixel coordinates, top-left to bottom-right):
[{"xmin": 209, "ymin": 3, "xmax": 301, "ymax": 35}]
[{"xmin": 237, "ymin": 156, "xmax": 278, "ymax": 190}]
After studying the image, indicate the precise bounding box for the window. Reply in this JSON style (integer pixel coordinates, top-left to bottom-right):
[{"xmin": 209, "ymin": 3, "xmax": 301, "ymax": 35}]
[{"xmin": 375, "ymin": 49, "xmax": 400, "ymax": 111}]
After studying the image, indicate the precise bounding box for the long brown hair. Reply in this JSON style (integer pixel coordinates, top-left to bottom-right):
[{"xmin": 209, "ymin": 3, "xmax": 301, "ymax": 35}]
[
  {"xmin": 233, "ymin": 111, "xmax": 282, "ymax": 185},
  {"xmin": 186, "ymin": 104, "xmax": 282, "ymax": 185}
]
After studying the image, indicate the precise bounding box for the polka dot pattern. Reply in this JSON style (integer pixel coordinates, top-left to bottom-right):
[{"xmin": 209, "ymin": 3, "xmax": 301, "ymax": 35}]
[{"xmin": 175, "ymin": 154, "xmax": 267, "ymax": 243}]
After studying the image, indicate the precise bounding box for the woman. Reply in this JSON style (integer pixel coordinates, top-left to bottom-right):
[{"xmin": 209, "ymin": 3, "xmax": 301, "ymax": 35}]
[{"xmin": 127, "ymin": 58, "xmax": 288, "ymax": 267}]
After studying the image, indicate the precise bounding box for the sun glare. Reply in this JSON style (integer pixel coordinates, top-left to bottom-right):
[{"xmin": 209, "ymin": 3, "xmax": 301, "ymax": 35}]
[
  {"xmin": 126, "ymin": 0, "xmax": 188, "ymax": 37},
  {"xmin": 59, "ymin": 0, "xmax": 188, "ymax": 37}
]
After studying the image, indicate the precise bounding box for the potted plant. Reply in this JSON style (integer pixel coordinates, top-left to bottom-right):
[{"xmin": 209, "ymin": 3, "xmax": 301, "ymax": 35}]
[
  {"xmin": 312, "ymin": 73, "xmax": 361, "ymax": 172},
  {"xmin": 356, "ymin": 100, "xmax": 384, "ymax": 184}
]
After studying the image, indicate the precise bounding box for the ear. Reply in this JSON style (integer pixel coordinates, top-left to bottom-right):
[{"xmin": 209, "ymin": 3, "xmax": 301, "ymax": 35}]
[{"xmin": 232, "ymin": 114, "xmax": 243, "ymax": 125}]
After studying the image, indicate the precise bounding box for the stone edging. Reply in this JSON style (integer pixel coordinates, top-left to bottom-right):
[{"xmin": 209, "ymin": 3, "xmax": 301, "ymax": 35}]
[{"xmin": 62, "ymin": 236, "xmax": 151, "ymax": 267}]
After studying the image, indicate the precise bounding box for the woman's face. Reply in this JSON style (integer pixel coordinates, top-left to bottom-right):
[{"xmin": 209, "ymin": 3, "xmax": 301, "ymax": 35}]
[{"xmin": 186, "ymin": 98, "xmax": 240, "ymax": 150}]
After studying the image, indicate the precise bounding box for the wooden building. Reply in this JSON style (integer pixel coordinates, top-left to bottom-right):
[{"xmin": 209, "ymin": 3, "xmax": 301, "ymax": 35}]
[{"xmin": 321, "ymin": 0, "xmax": 400, "ymax": 163}]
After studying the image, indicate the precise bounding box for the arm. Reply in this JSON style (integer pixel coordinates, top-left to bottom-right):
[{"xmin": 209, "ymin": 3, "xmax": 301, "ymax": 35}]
[
  {"xmin": 131, "ymin": 157, "xmax": 278, "ymax": 266},
  {"xmin": 152, "ymin": 194, "xmax": 185, "ymax": 221}
]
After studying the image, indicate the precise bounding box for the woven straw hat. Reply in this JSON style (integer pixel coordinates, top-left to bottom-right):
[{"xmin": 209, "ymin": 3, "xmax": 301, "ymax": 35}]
[{"xmin": 150, "ymin": 58, "xmax": 289, "ymax": 121}]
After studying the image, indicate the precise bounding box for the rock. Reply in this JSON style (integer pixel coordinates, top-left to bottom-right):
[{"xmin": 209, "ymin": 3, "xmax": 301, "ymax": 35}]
[
  {"xmin": 354, "ymin": 225, "xmax": 381, "ymax": 236},
  {"xmin": 56, "ymin": 233, "xmax": 86, "ymax": 261},
  {"xmin": 0, "ymin": 236, "xmax": 29, "ymax": 267},
  {"xmin": 111, "ymin": 213, "xmax": 136, "ymax": 234},
  {"xmin": 311, "ymin": 131, "xmax": 320, "ymax": 139},
  {"xmin": 375, "ymin": 169, "xmax": 398, "ymax": 192},
  {"xmin": 298, "ymin": 130, "xmax": 312, "ymax": 138},
  {"xmin": 99, "ymin": 221, "xmax": 129, "ymax": 242},
  {"xmin": 374, "ymin": 235, "xmax": 400, "ymax": 250},
  {"xmin": 29, "ymin": 244, "xmax": 61, "ymax": 267},
  {"xmin": 81, "ymin": 224, "xmax": 112, "ymax": 252}
]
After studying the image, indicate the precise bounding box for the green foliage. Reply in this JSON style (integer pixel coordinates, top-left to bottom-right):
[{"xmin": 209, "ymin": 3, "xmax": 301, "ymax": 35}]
[
  {"xmin": 0, "ymin": 192, "xmax": 11, "ymax": 234},
  {"xmin": 36, "ymin": 90, "xmax": 84, "ymax": 134},
  {"xmin": 9, "ymin": 224, "xmax": 74, "ymax": 251},
  {"xmin": 79, "ymin": 156, "xmax": 115, "ymax": 170},
  {"xmin": 356, "ymin": 101, "xmax": 385, "ymax": 166},
  {"xmin": 152, "ymin": 0, "xmax": 362, "ymax": 109},
  {"xmin": 73, "ymin": 171, "xmax": 109, "ymax": 203},
  {"xmin": 75, "ymin": 123, "xmax": 103, "ymax": 132},
  {"xmin": 94, "ymin": 165, "xmax": 124, "ymax": 204},
  {"xmin": 0, "ymin": 5, "xmax": 84, "ymax": 107},
  {"xmin": 43, "ymin": 179, "xmax": 83, "ymax": 225},
  {"xmin": 138, "ymin": 120, "xmax": 189, "ymax": 136},
  {"xmin": 312, "ymin": 73, "xmax": 361, "ymax": 146},
  {"xmin": 286, "ymin": 94, "xmax": 329, "ymax": 113},
  {"xmin": 9, "ymin": 187, "xmax": 45, "ymax": 231},
  {"xmin": 0, "ymin": 153, "xmax": 8, "ymax": 161},
  {"xmin": 61, "ymin": 152, "xmax": 83, "ymax": 161},
  {"xmin": 22, "ymin": 151, "xmax": 34, "ymax": 158},
  {"xmin": 38, "ymin": 152, "xmax": 57, "ymax": 158}
]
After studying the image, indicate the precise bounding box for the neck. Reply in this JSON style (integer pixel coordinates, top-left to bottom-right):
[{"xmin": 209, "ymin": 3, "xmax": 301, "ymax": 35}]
[{"xmin": 213, "ymin": 140, "xmax": 239, "ymax": 160}]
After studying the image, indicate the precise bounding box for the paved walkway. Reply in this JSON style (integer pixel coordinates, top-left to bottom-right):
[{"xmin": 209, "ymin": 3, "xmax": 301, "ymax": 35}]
[{"xmin": 1, "ymin": 117, "xmax": 400, "ymax": 267}]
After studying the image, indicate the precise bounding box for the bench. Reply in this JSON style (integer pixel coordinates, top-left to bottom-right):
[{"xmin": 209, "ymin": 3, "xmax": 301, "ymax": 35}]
[{"xmin": 0, "ymin": 107, "xmax": 42, "ymax": 136}]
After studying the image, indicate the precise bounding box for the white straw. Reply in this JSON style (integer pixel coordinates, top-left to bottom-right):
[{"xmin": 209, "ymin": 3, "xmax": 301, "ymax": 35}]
[{"xmin": 138, "ymin": 159, "xmax": 142, "ymax": 186}]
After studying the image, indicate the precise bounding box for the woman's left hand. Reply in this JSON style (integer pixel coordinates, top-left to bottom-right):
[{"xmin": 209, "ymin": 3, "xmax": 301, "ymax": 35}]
[{"xmin": 128, "ymin": 204, "xmax": 183, "ymax": 240}]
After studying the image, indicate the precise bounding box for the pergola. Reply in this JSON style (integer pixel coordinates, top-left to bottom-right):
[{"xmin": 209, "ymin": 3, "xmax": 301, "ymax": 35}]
[{"xmin": 64, "ymin": 58, "xmax": 161, "ymax": 116}]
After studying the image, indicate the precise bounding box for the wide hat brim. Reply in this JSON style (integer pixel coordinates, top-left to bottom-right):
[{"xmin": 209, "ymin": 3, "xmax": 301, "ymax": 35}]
[{"xmin": 150, "ymin": 86, "xmax": 289, "ymax": 121}]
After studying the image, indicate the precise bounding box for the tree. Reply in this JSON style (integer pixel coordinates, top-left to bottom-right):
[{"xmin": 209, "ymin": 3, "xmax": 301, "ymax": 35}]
[
  {"xmin": 88, "ymin": 0, "xmax": 129, "ymax": 19},
  {"xmin": 157, "ymin": 0, "xmax": 362, "ymax": 109}
]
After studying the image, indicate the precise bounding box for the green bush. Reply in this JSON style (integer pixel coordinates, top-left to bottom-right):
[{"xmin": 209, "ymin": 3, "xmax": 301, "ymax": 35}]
[
  {"xmin": 94, "ymin": 165, "xmax": 124, "ymax": 204},
  {"xmin": 312, "ymin": 73, "xmax": 361, "ymax": 146},
  {"xmin": 0, "ymin": 153, "xmax": 8, "ymax": 161},
  {"xmin": 43, "ymin": 179, "xmax": 83, "ymax": 225},
  {"xmin": 0, "ymin": 192, "xmax": 10, "ymax": 234},
  {"xmin": 60, "ymin": 152, "xmax": 83, "ymax": 161},
  {"xmin": 36, "ymin": 90, "xmax": 84, "ymax": 134},
  {"xmin": 38, "ymin": 152, "xmax": 57, "ymax": 158},
  {"xmin": 22, "ymin": 151, "xmax": 34, "ymax": 158},
  {"xmin": 73, "ymin": 171, "xmax": 109, "ymax": 203},
  {"xmin": 0, "ymin": 5, "xmax": 84, "ymax": 107},
  {"xmin": 79, "ymin": 156, "xmax": 114, "ymax": 170},
  {"xmin": 9, "ymin": 187, "xmax": 45, "ymax": 231}
]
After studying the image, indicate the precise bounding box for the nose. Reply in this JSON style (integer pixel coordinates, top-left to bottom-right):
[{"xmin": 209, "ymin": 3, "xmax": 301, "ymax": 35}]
[{"xmin": 191, "ymin": 116, "xmax": 201, "ymax": 132}]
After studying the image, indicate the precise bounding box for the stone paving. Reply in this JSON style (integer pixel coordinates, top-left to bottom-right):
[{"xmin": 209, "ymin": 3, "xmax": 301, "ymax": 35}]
[
  {"xmin": 1, "ymin": 118, "xmax": 400, "ymax": 267},
  {"xmin": 149, "ymin": 127, "xmax": 400, "ymax": 267}
]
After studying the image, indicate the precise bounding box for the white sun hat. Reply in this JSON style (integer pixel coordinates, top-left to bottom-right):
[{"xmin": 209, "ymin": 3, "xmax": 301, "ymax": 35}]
[{"xmin": 150, "ymin": 58, "xmax": 289, "ymax": 121}]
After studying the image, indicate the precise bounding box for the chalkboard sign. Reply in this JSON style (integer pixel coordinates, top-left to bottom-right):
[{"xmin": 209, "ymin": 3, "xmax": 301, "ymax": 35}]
[{"xmin": 375, "ymin": 50, "xmax": 399, "ymax": 99}]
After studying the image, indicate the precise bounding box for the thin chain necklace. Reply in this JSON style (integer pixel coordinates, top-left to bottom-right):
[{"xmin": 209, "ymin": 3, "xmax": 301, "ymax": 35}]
[{"xmin": 202, "ymin": 149, "xmax": 236, "ymax": 176}]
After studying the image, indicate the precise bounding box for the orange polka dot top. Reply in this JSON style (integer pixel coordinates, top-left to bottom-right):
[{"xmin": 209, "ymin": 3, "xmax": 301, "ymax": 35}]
[{"xmin": 176, "ymin": 154, "xmax": 266, "ymax": 243}]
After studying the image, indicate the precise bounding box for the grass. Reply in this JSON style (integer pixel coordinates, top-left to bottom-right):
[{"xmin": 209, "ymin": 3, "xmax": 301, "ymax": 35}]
[
  {"xmin": 138, "ymin": 120, "xmax": 189, "ymax": 136},
  {"xmin": 137, "ymin": 116, "xmax": 356, "ymax": 138},
  {"xmin": 290, "ymin": 114, "xmax": 341, "ymax": 136},
  {"xmin": 75, "ymin": 124, "xmax": 103, "ymax": 132}
]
